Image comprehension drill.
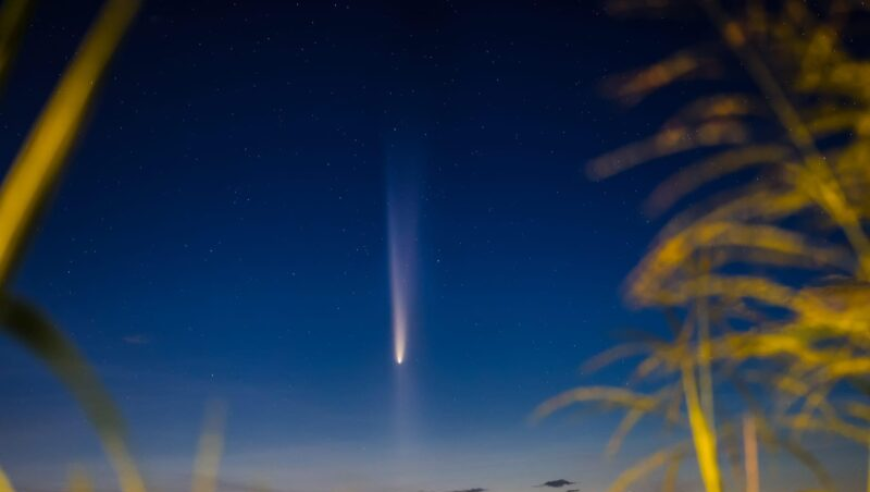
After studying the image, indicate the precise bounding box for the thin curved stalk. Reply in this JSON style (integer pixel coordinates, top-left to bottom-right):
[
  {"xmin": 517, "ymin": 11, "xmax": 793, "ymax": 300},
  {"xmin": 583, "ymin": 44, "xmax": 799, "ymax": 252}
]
[
  {"xmin": 744, "ymin": 414, "xmax": 759, "ymax": 492},
  {"xmin": 696, "ymin": 258, "xmax": 716, "ymax": 436},
  {"xmin": 0, "ymin": 298, "xmax": 146, "ymax": 492},
  {"xmin": 192, "ymin": 403, "xmax": 226, "ymax": 492},
  {"xmin": 682, "ymin": 356, "xmax": 722, "ymax": 492}
]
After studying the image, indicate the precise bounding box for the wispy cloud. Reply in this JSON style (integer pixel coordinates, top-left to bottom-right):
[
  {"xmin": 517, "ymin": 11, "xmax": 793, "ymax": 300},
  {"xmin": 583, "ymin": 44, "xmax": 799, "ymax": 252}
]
[
  {"xmin": 123, "ymin": 334, "xmax": 150, "ymax": 345},
  {"xmin": 537, "ymin": 480, "xmax": 575, "ymax": 488}
]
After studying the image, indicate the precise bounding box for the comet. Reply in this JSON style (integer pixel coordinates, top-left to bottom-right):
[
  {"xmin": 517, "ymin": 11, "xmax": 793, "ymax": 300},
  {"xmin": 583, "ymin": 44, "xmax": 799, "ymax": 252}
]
[
  {"xmin": 389, "ymin": 249, "xmax": 409, "ymax": 366},
  {"xmin": 386, "ymin": 143, "xmax": 421, "ymax": 366}
]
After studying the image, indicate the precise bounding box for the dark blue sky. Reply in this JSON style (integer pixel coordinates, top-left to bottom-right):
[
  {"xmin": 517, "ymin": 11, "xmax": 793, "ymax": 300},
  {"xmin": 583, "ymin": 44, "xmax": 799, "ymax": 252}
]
[{"xmin": 0, "ymin": 1, "xmax": 862, "ymax": 491}]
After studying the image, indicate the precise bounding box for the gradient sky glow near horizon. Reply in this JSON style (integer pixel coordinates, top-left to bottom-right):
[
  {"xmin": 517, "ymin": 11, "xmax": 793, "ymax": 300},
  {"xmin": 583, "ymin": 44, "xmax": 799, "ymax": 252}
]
[{"xmin": 0, "ymin": 1, "xmax": 865, "ymax": 492}]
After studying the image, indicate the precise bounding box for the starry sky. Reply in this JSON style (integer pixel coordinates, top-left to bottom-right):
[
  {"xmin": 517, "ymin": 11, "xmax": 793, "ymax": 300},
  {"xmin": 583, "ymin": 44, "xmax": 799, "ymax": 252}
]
[{"xmin": 0, "ymin": 1, "xmax": 864, "ymax": 492}]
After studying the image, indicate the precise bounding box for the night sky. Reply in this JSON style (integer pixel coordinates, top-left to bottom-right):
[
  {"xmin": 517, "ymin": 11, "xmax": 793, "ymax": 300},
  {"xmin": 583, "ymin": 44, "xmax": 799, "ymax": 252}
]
[{"xmin": 0, "ymin": 2, "xmax": 863, "ymax": 492}]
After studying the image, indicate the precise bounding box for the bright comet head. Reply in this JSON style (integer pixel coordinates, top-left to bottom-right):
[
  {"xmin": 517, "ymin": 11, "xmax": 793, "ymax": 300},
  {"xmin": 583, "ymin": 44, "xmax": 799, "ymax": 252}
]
[{"xmin": 391, "ymin": 293, "xmax": 408, "ymax": 366}]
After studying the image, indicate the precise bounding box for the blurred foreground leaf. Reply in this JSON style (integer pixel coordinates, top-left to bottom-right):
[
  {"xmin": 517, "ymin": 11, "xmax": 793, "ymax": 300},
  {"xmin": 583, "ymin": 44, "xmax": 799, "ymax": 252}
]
[
  {"xmin": 0, "ymin": 297, "xmax": 123, "ymax": 440},
  {"xmin": 0, "ymin": 296, "xmax": 145, "ymax": 492},
  {"xmin": 0, "ymin": 0, "xmax": 144, "ymax": 491},
  {"xmin": 192, "ymin": 403, "xmax": 227, "ymax": 492},
  {"xmin": 0, "ymin": 0, "xmax": 33, "ymax": 94},
  {"xmin": 0, "ymin": 0, "xmax": 139, "ymax": 287},
  {"xmin": 0, "ymin": 468, "xmax": 16, "ymax": 492}
]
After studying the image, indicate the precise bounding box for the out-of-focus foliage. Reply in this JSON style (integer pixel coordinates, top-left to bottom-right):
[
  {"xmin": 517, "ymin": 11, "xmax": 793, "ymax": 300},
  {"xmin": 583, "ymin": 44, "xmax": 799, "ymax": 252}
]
[
  {"xmin": 0, "ymin": 0, "xmax": 144, "ymax": 491},
  {"xmin": 0, "ymin": 0, "xmax": 32, "ymax": 94},
  {"xmin": 541, "ymin": 1, "xmax": 870, "ymax": 491},
  {"xmin": 192, "ymin": 404, "xmax": 227, "ymax": 492},
  {"xmin": 0, "ymin": 404, "xmax": 228, "ymax": 492},
  {"xmin": 0, "ymin": 3, "xmax": 252, "ymax": 491},
  {"xmin": 0, "ymin": 468, "xmax": 15, "ymax": 492}
]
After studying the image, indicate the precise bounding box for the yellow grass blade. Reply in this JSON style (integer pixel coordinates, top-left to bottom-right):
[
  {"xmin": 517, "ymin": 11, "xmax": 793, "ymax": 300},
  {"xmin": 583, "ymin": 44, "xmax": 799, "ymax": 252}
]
[
  {"xmin": 588, "ymin": 121, "xmax": 748, "ymax": 181},
  {"xmin": 645, "ymin": 145, "xmax": 792, "ymax": 215},
  {"xmin": 192, "ymin": 403, "xmax": 227, "ymax": 492},
  {"xmin": 532, "ymin": 386, "xmax": 660, "ymax": 422},
  {"xmin": 0, "ymin": 297, "xmax": 146, "ymax": 492},
  {"xmin": 657, "ymin": 186, "xmax": 811, "ymax": 241},
  {"xmin": 0, "ymin": 2, "xmax": 144, "ymax": 488},
  {"xmin": 696, "ymin": 291, "xmax": 716, "ymax": 451},
  {"xmin": 755, "ymin": 415, "xmax": 834, "ymax": 491},
  {"xmin": 664, "ymin": 94, "xmax": 761, "ymax": 128},
  {"xmin": 628, "ymin": 222, "xmax": 847, "ymax": 306},
  {"xmin": 0, "ymin": 0, "xmax": 139, "ymax": 287},
  {"xmin": 0, "ymin": 468, "xmax": 16, "ymax": 492},
  {"xmin": 601, "ymin": 48, "xmax": 719, "ymax": 106},
  {"xmin": 0, "ymin": 298, "xmax": 121, "ymax": 433},
  {"xmin": 697, "ymin": 0, "xmax": 870, "ymax": 278},
  {"xmin": 607, "ymin": 442, "xmax": 689, "ymax": 492},
  {"xmin": 68, "ymin": 468, "xmax": 94, "ymax": 492},
  {"xmin": 605, "ymin": 408, "xmax": 645, "ymax": 457},
  {"xmin": 681, "ymin": 357, "xmax": 721, "ymax": 492},
  {"xmin": 582, "ymin": 342, "xmax": 651, "ymax": 373},
  {"xmin": 661, "ymin": 450, "xmax": 681, "ymax": 492},
  {"xmin": 633, "ymin": 274, "xmax": 797, "ymax": 310}
]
